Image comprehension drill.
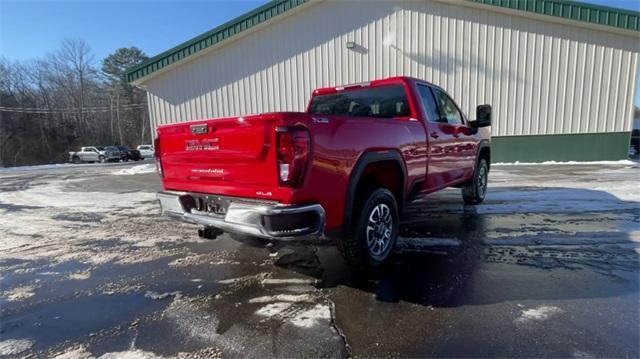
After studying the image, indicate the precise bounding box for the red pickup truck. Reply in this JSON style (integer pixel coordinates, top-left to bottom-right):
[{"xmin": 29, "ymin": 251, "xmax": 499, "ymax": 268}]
[{"xmin": 155, "ymin": 76, "xmax": 491, "ymax": 268}]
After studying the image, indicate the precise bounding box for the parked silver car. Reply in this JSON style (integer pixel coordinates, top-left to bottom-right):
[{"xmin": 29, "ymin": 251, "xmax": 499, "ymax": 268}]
[{"xmin": 69, "ymin": 146, "xmax": 120, "ymax": 163}]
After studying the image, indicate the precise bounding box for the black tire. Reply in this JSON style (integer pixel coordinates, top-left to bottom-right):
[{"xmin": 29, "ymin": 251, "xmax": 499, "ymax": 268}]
[
  {"xmin": 337, "ymin": 188, "xmax": 399, "ymax": 270},
  {"xmin": 72, "ymin": 156, "xmax": 80, "ymax": 164},
  {"xmin": 462, "ymin": 158, "xmax": 488, "ymax": 204},
  {"xmin": 98, "ymin": 155, "xmax": 105, "ymax": 163}
]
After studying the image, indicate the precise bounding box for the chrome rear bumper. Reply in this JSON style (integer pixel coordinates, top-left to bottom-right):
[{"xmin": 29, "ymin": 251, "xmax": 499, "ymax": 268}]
[{"xmin": 157, "ymin": 191, "xmax": 325, "ymax": 240}]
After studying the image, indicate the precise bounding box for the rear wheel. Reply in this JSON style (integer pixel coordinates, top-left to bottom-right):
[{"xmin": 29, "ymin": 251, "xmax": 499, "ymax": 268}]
[
  {"xmin": 462, "ymin": 158, "xmax": 488, "ymax": 204},
  {"xmin": 72, "ymin": 156, "xmax": 80, "ymax": 164},
  {"xmin": 337, "ymin": 188, "xmax": 399, "ymax": 270}
]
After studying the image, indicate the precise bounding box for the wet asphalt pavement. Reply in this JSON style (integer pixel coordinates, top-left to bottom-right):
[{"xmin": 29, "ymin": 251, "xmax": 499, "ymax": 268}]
[{"xmin": 0, "ymin": 161, "xmax": 638, "ymax": 358}]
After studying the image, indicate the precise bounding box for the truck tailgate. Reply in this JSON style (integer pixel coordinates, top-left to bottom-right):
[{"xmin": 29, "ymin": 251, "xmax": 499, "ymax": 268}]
[{"xmin": 157, "ymin": 114, "xmax": 282, "ymax": 198}]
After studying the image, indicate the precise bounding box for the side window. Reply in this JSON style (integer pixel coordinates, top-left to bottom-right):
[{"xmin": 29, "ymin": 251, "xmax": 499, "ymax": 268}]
[
  {"xmin": 432, "ymin": 89, "xmax": 463, "ymax": 125},
  {"xmin": 416, "ymin": 85, "xmax": 442, "ymax": 123}
]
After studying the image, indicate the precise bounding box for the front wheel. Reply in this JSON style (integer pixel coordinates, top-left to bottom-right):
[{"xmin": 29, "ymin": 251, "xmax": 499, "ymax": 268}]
[
  {"xmin": 98, "ymin": 155, "xmax": 105, "ymax": 163},
  {"xmin": 72, "ymin": 156, "xmax": 80, "ymax": 164},
  {"xmin": 462, "ymin": 158, "xmax": 488, "ymax": 204},
  {"xmin": 337, "ymin": 188, "xmax": 399, "ymax": 270}
]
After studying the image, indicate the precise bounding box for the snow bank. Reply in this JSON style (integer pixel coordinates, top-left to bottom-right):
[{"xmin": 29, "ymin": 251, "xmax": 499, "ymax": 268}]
[
  {"xmin": 494, "ymin": 160, "xmax": 637, "ymax": 166},
  {"xmin": 111, "ymin": 164, "xmax": 155, "ymax": 175}
]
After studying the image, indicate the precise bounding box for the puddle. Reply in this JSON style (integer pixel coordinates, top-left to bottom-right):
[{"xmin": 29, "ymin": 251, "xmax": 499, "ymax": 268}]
[{"xmin": 1, "ymin": 293, "xmax": 167, "ymax": 353}]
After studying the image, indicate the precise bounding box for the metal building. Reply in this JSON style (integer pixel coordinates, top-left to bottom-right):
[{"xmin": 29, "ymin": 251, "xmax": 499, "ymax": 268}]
[{"xmin": 127, "ymin": 0, "xmax": 640, "ymax": 162}]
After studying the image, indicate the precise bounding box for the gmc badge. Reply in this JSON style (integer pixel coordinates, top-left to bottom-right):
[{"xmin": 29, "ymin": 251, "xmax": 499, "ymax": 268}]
[{"xmin": 190, "ymin": 124, "xmax": 208, "ymax": 135}]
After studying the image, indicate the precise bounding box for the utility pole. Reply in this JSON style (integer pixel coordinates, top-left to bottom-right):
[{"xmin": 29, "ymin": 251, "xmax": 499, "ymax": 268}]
[
  {"xmin": 109, "ymin": 95, "xmax": 114, "ymax": 143},
  {"xmin": 116, "ymin": 91, "xmax": 123, "ymax": 146}
]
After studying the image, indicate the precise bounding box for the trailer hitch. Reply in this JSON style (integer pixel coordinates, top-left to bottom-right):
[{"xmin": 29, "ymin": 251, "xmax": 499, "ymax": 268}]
[{"xmin": 198, "ymin": 226, "xmax": 224, "ymax": 240}]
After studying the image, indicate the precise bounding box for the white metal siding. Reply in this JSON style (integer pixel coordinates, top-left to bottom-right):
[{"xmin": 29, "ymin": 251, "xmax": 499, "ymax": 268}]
[{"xmin": 144, "ymin": 0, "xmax": 640, "ymax": 137}]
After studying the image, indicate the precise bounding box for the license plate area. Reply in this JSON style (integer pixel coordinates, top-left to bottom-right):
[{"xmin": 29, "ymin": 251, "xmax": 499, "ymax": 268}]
[
  {"xmin": 183, "ymin": 193, "xmax": 277, "ymax": 218},
  {"xmin": 189, "ymin": 194, "xmax": 232, "ymax": 217}
]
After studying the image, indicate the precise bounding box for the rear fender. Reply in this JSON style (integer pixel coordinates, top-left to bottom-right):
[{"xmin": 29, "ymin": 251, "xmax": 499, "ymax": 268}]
[{"xmin": 329, "ymin": 150, "xmax": 407, "ymax": 238}]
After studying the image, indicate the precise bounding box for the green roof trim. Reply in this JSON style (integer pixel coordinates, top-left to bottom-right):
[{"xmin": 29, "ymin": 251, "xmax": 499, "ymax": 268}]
[
  {"xmin": 126, "ymin": 0, "xmax": 639, "ymax": 84},
  {"xmin": 469, "ymin": 0, "xmax": 640, "ymax": 31}
]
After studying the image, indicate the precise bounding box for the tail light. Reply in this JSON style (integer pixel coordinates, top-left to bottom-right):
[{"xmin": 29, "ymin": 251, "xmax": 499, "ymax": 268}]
[
  {"xmin": 154, "ymin": 135, "xmax": 163, "ymax": 178},
  {"xmin": 276, "ymin": 127, "xmax": 310, "ymax": 187}
]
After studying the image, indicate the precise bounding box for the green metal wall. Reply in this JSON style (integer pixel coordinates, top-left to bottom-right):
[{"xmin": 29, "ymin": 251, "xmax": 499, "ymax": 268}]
[{"xmin": 492, "ymin": 132, "xmax": 631, "ymax": 162}]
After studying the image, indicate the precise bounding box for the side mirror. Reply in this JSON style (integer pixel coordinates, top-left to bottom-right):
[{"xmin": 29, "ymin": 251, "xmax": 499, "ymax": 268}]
[{"xmin": 475, "ymin": 104, "xmax": 492, "ymax": 128}]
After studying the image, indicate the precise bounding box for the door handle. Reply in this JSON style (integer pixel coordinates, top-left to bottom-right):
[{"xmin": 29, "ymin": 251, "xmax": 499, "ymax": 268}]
[{"xmin": 430, "ymin": 132, "xmax": 439, "ymax": 139}]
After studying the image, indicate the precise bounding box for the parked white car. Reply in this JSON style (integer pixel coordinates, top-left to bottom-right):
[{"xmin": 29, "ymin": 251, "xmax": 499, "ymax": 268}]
[{"xmin": 137, "ymin": 145, "xmax": 154, "ymax": 159}]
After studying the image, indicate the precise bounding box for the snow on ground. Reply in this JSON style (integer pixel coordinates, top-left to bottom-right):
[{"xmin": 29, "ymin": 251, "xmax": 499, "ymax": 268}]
[
  {"xmin": 0, "ymin": 339, "xmax": 34, "ymax": 356},
  {"xmin": 0, "ymin": 172, "xmax": 200, "ymax": 283},
  {"xmin": 288, "ymin": 304, "xmax": 332, "ymax": 328},
  {"xmin": 52, "ymin": 346, "xmax": 165, "ymax": 359},
  {"xmin": 0, "ymin": 163, "xmax": 80, "ymax": 173},
  {"xmin": 0, "ymin": 178, "xmax": 156, "ymax": 211},
  {"xmin": 480, "ymin": 165, "xmax": 638, "ymax": 212},
  {"xmin": 248, "ymin": 284, "xmax": 332, "ymax": 329},
  {"xmin": 111, "ymin": 164, "xmax": 155, "ymax": 176},
  {"xmin": 515, "ymin": 306, "xmax": 564, "ymax": 324},
  {"xmin": 0, "ymin": 176, "xmax": 157, "ymax": 254},
  {"xmin": 493, "ymin": 159, "xmax": 637, "ymax": 166},
  {"xmin": 248, "ymin": 294, "xmax": 314, "ymax": 303},
  {"xmin": 2, "ymin": 285, "xmax": 36, "ymax": 301}
]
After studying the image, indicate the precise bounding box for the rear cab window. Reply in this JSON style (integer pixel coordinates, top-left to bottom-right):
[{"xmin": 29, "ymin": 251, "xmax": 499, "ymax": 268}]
[
  {"xmin": 416, "ymin": 85, "xmax": 441, "ymax": 123},
  {"xmin": 309, "ymin": 85, "xmax": 411, "ymax": 118}
]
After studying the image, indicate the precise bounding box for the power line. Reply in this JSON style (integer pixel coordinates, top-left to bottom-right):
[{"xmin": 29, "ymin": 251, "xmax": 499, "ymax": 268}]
[{"xmin": 0, "ymin": 103, "xmax": 146, "ymax": 114}]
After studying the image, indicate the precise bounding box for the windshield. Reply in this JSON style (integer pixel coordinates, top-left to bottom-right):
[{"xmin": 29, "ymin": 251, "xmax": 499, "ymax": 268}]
[{"xmin": 308, "ymin": 85, "xmax": 410, "ymax": 118}]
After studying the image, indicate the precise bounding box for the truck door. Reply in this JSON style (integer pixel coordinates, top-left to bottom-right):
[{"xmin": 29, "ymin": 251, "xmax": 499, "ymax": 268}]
[
  {"xmin": 431, "ymin": 89, "xmax": 477, "ymax": 179},
  {"xmin": 430, "ymin": 88, "xmax": 471, "ymax": 182},
  {"xmin": 453, "ymin": 118, "xmax": 478, "ymax": 180},
  {"xmin": 84, "ymin": 147, "xmax": 98, "ymax": 162},
  {"xmin": 79, "ymin": 148, "xmax": 89, "ymax": 162},
  {"xmin": 416, "ymin": 85, "xmax": 459, "ymax": 190}
]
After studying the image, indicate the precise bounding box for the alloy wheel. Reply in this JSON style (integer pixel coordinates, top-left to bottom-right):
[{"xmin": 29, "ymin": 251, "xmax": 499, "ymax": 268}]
[{"xmin": 366, "ymin": 203, "xmax": 393, "ymax": 258}]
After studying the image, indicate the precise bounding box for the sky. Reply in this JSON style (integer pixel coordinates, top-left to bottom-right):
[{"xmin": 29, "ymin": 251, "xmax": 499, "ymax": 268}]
[{"xmin": 1, "ymin": 0, "xmax": 639, "ymax": 105}]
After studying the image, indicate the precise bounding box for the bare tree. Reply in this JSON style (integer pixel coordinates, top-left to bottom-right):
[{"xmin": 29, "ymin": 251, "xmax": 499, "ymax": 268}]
[{"xmin": 0, "ymin": 40, "xmax": 149, "ymax": 167}]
